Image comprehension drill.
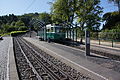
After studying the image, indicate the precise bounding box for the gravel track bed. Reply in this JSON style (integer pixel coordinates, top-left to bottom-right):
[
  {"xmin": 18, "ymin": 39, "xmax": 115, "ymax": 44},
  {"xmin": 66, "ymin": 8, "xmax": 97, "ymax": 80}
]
[
  {"xmin": 14, "ymin": 38, "xmax": 38, "ymax": 80},
  {"xmin": 14, "ymin": 37, "xmax": 94, "ymax": 80}
]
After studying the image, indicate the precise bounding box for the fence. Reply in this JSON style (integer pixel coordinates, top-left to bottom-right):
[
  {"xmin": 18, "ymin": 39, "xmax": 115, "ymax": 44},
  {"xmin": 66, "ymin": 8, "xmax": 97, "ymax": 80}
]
[
  {"xmin": 65, "ymin": 30, "xmax": 120, "ymax": 48},
  {"xmin": 90, "ymin": 32, "xmax": 120, "ymax": 48}
]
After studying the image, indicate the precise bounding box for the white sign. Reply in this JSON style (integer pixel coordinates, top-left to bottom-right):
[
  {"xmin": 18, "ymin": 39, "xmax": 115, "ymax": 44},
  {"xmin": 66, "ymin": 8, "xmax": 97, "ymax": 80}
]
[{"xmin": 87, "ymin": 38, "xmax": 90, "ymax": 44}]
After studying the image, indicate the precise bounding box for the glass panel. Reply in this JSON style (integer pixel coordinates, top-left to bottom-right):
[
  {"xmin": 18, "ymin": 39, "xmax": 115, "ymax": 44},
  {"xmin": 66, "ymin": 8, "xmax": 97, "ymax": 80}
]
[{"xmin": 51, "ymin": 27, "xmax": 53, "ymax": 32}]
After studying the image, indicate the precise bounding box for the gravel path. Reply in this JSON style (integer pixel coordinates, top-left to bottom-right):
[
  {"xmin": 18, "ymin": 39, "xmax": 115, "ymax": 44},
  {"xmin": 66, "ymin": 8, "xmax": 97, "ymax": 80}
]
[{"xmin": 0, "ymin": 37, "xmax": 11, "ymax": 80}]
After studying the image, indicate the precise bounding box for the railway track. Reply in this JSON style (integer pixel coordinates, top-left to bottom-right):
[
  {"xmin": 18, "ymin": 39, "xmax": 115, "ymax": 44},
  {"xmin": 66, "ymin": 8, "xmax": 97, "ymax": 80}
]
[{"xmin": 13, "ymin": 37, "xmax": 94, "ymax": 80}]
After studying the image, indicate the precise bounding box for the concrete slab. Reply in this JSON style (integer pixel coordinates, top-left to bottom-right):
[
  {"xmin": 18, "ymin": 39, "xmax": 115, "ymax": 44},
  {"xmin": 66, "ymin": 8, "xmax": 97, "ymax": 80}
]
[
  {"xmin": 8, "ymin": 37, "xmax": 19, "ymax": 80},
  {"xmin": 0, "ymin": 37, "xmax": 10, "ymax": 80},
  {"xmin": 24, "ymin": 37, "xmax": 120, "ymax": 80},
  {"xmin": 0, "ymin": 37, "xmax": 19, "ymax": 80}
]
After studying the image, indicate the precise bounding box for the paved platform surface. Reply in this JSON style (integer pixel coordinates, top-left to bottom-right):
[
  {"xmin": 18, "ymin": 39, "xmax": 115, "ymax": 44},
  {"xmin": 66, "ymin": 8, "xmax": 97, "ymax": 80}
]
[
  {"xmin": 0, "ymin": 37, "xmax": 19, "ymax": 80},
  {"xmin": 91, "ymin": 44, "xmax": 120, "ymax": 55},
  {"xmin": 77, "ymin": 39, "xmax": 120, "ymax": 56},
  {"xmin": 77, "ymin": 39, "xmax": 120, "ymax": 48},
  {"xmin": 24, "ymin": 37, "xmax": 120, "ymax": 80}
]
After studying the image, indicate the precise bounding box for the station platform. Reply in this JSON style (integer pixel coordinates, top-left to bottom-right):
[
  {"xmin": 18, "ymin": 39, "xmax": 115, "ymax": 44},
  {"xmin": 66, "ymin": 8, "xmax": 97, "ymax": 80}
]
[
  {"xmin": 24, "ymin": 37, "xmax": 120, "ymax": 80},
  {"xmin": 81, "ymin": 42, "xmax": 120, "ymax": 56},
  {"xmin": 0, "ymin": 37, "xmax": 19, "ymax": 80}
]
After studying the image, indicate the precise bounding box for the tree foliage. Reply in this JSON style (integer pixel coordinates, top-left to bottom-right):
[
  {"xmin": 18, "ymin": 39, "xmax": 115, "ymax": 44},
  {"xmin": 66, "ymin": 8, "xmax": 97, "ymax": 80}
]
[
  {"xmin": 99, "ymin": 29, "xmax": 120, "ymax": 41},
  {"xmin": 39, "ymin": 12, "xmax": 52, "ymax": 24},
  {"xmin": 103, "ymin": 11, "xmax": 120, "ymax": 29},
  {"xmin": 51, "ymin": 0, "xmax": 102, "ymax": 31},
  {"xmin": 0, "ymin": 13, "xmax": 41, "ymax": 33},
  {"xmin": 75, "ymin": 0, "xmax": 103, "ymax": 31},
  {"xmin": 51, "ymin": 0, "xmax": 76, "ymax": 24}
]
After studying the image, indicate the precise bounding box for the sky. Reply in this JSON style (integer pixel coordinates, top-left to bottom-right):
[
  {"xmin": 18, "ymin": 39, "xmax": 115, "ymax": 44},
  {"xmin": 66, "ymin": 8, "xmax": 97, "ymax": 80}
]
[{"xmin": 0, "ymin": 0, "xmax": 118, "ymax": 16}]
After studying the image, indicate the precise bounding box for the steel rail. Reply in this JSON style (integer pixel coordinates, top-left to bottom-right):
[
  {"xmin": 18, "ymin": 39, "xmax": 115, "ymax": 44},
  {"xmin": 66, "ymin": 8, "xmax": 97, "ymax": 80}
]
[
  {"xmin": 16, "ymin": 38, "xmax": 60, "ymax": 80},
  {"xmin": 15, "ymin": 38, "xmax": 43, "ymax": 80},
  {"xmin": 19, "ymin": 37, "xmax": 83, "ymax": 80},
  {"xmin": 19, "ymin": 38, "xmax": 75, "ymax": 80}
]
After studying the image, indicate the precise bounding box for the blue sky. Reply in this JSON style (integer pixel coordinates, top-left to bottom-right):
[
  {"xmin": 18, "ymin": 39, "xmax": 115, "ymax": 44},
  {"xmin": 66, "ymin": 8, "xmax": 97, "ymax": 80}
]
[{"xmin": 0, "ymin": 0, "xmax": 118, "ymax": 16}]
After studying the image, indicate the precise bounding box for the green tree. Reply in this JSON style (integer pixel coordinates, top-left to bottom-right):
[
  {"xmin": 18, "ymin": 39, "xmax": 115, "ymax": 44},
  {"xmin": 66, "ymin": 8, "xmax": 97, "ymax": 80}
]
[
  {"xmin": 15, "ymin": 20, "xmax": 26, "ymax": 31},
  {"xmin": 15, "ymin": 20, "xmax": 25, "ymax": 26},
  {"xmin": 51, "ymin": 0, "xmax": 68, "ymax": 24},
  {"xmin": 103, "ymin": 11, "xmax": 120, "ymax": 29},
  {"xmin": 76, "ymin": 0, "xmax": 102, "ymax": 30},
  {"xmin": 39, "ymin": 12, "xmax": 52, "ymax": 24},
  {"xmin": 20, "ymin": 17, "xmax": 30, "ymax": 26},
  {"xmin": 8, "ymin": 14, "xmax": 18, "ymax": 24},
  {"xmin": 75, "ymin": 0, "xmax": 102, "ymax": 42},
  {"xmin": 0, "ymin": 20, "xmax": 2, "ymax": 29},
  {"xmin": 7, "ymin": 26, "xmax": 16, "ymax": 32},
  {"xmin": 51, "ymin": 0, "xmax": 77, "ymax": 24},
  {"xmin": 51, "ymin": 0, "xmax": 102, "ymax": 43},
  {"xmin": 2, "ymin": 23, "xmax": 10, "ymax": 32}
]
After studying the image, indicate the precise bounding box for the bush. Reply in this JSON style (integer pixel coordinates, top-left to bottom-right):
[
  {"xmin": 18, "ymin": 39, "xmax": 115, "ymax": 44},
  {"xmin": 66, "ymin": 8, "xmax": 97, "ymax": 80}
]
[
  {"xmin": 11, "ymin": 31, "xmax": 27, "ymax": 37},
  {"xmin": 7, "ymin": 26, "xmax": 16, "ymax": 32},
  {"xmin": 91, "ymin": 32, "xmax": 99, "ymax": 40},
  {"xmin": 99, "ymin": 29, "xmax": 120, "ymax": 41}
]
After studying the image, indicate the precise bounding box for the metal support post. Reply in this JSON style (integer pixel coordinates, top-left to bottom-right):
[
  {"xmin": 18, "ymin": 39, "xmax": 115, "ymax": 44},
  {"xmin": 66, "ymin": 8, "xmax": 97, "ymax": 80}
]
[
  {"xmin": 72, "ymin": 29, "xmax": 74, "ymax": 46},
  {"xmin": 85, "ymin": 30, "xmax": 90, "ymax": 56},
  {"xmin": 30, "ymin": 28, "xmax": 31, "ymax": 37},
  {"xmin": 70, "ymin": 29, "xmax": 71, "ymax": 39},
  {"xmin": 67, "ymin": 29, "xmax": 68, "ymax": 38},
  {"xmin": 42, "ymin": 28, "xmax": 44, "ymax": 40},
  {"xmin": 44, "ymin": 25, "xmax": 46, "ymax": 41},
  {"xmin": 76, "ymin": 29, "xmax": 77, "ymax": 42},
  {"xmin": 112, "ymin": 40, "xmax": 113, "ymax": 47},
  {"xmin": 99, "ymin": 39, "xmax": 100, "ymax": 45}
]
